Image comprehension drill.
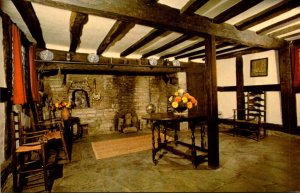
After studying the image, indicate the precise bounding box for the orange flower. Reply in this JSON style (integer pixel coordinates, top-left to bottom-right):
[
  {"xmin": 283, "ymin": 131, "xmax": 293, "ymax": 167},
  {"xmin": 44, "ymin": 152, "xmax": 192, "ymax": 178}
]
[
  {"xmin": 190, "ymin": 96, "xmax": 197, "ymax": 105},
  {"xmin": 175, "ymin": 96, "xmax": 181, "ymax": 103},
  {"xmin": 187, "ymin": 101, "xmax": 193, "ymax": 109},
  {"xmin": 183, "ymin": 93, "xmax": 190, "ymax": 98}
]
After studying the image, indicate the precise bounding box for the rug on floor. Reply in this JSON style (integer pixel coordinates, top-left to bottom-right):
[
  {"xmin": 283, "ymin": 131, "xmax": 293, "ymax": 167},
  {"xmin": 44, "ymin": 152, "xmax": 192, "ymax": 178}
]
[{"xmin": 91, "ymin": 133, "xmax": 173, "ymax": 160}]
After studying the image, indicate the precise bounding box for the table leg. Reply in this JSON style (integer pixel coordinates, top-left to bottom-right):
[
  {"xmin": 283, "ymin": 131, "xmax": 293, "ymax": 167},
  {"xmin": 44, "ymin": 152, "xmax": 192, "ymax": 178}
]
[
  {"xmin": 163, "ymin": 124, "xmax": 167, "ymax": 145},
  {"xmin": 157, "ymin": 122, "xmax": 161, "ymax": 146},
  {"xmin": 152, "ymin": 121, "xmax": 157, "ymax": 165},
  {"xmin": 190, "ymin": 121, "xmax": 197, "ymax": 168},
  {"xmin": 200, "ymin": 123, "xmax": 205, "ymax": 149},
  {"xmin": 174, "ymin": 124, "xmax": 178, "ymax": 145}
]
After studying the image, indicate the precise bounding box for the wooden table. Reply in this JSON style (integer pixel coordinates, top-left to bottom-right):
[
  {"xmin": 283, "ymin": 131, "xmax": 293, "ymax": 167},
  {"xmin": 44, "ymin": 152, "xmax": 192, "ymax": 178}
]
[{"xmin": 142, "ymin": 113, "xmax": 208, "ymax": 168}]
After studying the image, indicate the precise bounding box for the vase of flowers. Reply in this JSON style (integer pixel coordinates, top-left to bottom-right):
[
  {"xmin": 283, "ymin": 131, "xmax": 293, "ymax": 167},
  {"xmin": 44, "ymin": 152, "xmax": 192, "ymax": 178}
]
[
  {"xmin": 168, "ymin": 88, "xmax": 198, "ymax": 114},
  {"xmin": 48, "ymin": 99, "xmax": 74, "ymax": 120}
]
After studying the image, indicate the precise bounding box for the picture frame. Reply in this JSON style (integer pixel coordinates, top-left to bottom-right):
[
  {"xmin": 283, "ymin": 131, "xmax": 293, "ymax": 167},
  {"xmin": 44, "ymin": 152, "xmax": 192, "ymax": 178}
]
[{"xmin": 250, "ymin": 58, "xmax": 268, "ymax": 77}]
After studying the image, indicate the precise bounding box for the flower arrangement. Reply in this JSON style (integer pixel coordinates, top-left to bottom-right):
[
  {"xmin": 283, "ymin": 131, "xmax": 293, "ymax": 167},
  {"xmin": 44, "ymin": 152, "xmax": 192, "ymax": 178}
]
[
  {"xmin": 48, "ymin": 99, "xmax": 73, "ymax": 111},
  {"xmin": 168, "ymin": 89, "xmax": 198, "ymax": 112}
]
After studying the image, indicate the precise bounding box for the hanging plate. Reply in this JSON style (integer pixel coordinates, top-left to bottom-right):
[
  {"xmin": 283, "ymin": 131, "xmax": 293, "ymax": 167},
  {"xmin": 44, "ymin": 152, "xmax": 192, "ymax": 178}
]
[
  {"xmin": 149, "ymin": 58, "xmax": 158, "ymax": 66},
  {"xmin": 87, "ymin": 53, "xmax": 99, "ymax": 63},
  {"xmin": 39, "ymin": 50, "xmax": 54, "ymax": 61}
]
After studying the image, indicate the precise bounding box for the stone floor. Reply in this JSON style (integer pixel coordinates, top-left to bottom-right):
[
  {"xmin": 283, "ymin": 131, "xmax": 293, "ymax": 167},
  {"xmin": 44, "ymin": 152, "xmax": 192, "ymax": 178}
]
[{"xmin": 2, "ymin": 124, "xmax": 300, "ymax": 192}]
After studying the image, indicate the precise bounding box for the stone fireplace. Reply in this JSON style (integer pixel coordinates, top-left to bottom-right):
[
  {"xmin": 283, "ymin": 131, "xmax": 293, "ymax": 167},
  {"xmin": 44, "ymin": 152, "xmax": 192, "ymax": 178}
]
[{"xmin": 42, "ymin": 72, "xmax": 186, "ymax": 135}]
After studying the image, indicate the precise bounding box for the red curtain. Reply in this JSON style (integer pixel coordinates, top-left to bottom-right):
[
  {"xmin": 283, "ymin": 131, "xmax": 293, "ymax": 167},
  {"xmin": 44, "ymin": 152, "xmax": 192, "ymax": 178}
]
[
  {"xmin": 291, "ymin": 46, "xmax": 300, "ymax": 87},
  {"xmin": 29, "ymin": 45, "xmax": 40, "ymax": 102},
  {"xmin": 12, "ymin": 24, "xmax": 27, "ymax": 104}
]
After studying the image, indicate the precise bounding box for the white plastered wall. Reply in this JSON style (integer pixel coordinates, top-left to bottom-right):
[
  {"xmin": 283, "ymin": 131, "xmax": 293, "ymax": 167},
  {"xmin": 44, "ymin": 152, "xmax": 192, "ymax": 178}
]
[
  {"xmin": 217, "ymin": 50, "xmax": 283, "ymax": 125},
  {"xmin": 217, "ymin": 58, "xmax": 236, "ymax": 119}
]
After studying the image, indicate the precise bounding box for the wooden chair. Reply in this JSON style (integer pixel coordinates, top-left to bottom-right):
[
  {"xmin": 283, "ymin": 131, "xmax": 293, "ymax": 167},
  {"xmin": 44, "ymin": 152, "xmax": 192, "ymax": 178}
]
[
  {"xmin": 232, "ymin": 90, "xmax": 266, "ymax": 141},
  {"xmin": 32, "ymin": 116, "xmax": 70, "ymax": 163},
  {"xmin": 10, "ymin": 111, "xmax": 56, "ymax": 192}
]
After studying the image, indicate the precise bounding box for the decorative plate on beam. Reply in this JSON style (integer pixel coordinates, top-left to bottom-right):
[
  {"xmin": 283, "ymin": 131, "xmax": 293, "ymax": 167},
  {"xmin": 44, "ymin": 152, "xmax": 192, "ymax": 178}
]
[
  {"xmin": 39, "ymin": 50, "xmax": 54, "ymax": 61},
  {"xmin": 87, "ymin": 53, "xmax": 99, "ymax": 63}
]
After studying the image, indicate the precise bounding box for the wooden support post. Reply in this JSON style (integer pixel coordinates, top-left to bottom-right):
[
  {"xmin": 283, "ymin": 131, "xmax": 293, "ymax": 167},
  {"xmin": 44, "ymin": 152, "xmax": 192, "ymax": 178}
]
[
  {"xmin": 278, "ymin": 47, "xmax": 297, "ymax": 132},
  {"xmin": 205, "ymin": 35, "xmax": 219, "ymax": 168},
  {"xmin": 236, "ymin": 55, "xmax": 245, "ymax": 119}
]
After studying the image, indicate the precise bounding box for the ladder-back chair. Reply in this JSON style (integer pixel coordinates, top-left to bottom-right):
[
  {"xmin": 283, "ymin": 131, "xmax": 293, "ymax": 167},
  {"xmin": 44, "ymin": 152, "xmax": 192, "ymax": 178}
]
[
  {"xmin": 10, "ymin": 111, "xmax": 56, "ymax": 192},
  {"xmin": 232, "ymin": 90, "xmax": 266, "ymax": 141}
]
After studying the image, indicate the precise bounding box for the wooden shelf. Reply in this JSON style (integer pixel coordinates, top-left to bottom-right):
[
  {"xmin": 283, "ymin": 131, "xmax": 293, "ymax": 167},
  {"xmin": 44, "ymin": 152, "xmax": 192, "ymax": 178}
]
[{"xmin": 36, "ymin": 60, "xmax": 185, "ymax": 75}]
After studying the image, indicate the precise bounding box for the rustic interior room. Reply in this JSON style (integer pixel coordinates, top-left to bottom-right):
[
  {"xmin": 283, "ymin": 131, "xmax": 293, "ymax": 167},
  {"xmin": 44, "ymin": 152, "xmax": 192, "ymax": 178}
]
[{"xmin": 1, "ymin": 0, "xmax": 300, "ymax": 192}]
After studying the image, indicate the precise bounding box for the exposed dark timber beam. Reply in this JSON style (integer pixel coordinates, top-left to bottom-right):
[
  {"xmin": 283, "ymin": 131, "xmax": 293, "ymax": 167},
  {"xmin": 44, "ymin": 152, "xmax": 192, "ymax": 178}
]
[
  {"xmin": 192, "ymin": 47, "xmax": 269, "ymax": 61},
  {"xmin": 217, "ymin": 84, "xmax": 281, "ymax": 92},
  {"xmin": 180, "ymin": 0, "xmax": 208, "ymax": 15},
  {"xmin": 160, "ymin": 40, "xmax": 205, "ymax": 59},
  {"xmin": 257, "ymin": 13, "xmax": 300, "ymax": 35},
  {"xmin": 235, "ymin": 0, "xmax": 300, "ymax": 30},
  {"xmin": 269, "ymin": 23, "xmax": 300, "ymax": 38},
  {"xmin": 37, "ymin": 63, "xmax": 183, "ymax": 75},
  {"xmin": 12, "ymin": 0, "xmax": 45, "ymax": 48},
  {"xmin": 69, "ymin": 12, "xmax": 88, "ymax": 53},
  {"xmin": 281, "ymin": 32, "xmax": 300, "ymax": 40},
  {"xmin": 292, "ymin": 39, "xmax": 300, "ymax": 46},
  {"xmin": 142, "ymin": 34, "xmax": 193, "ymax": 58},
  {"xmin": 213, "ymin": 0, "xmax": 263, "ymax": 24},
  {"xmin": 188, "ymin": 44, "xmax": 247, "ymax": 60},
  {"xmin": 176, "ymin": 42, "xmax": 231, "ymax": 59},
  {"xmin": 120, "ymin": 29, "xmax": 166, "ymax": 57},
  {"xmin": 216, "ymin": 47, "xmax": 268, "ymax": 60},
  {"xmin": 97, "ymin": 20, "xmax": 135, "ymax": 55},
  {"xmin": 27, "ymin": 0, "xmax": 287, "ymax": 49},
  {"xmin": 141, "ymin": 0, "xmax": 158, "ymax": 4}
]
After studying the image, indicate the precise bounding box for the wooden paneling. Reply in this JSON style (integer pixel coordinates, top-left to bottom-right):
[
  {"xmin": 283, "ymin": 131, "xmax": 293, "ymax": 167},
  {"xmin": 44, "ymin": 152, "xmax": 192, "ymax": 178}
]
[{"xmin": 186, "ymin": 63, "xmax": 207, "ymax": 116}]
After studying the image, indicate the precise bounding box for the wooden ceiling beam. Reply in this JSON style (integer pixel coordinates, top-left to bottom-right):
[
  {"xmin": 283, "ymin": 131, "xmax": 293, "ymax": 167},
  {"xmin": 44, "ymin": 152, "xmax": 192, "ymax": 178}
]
[
  {"xmin": 175, "ymin": 42, "xmax": 232, "ymax": 59},
  {"xmin": 160, "ymin": 40, "xmax": 205, "ymax": 59},
  {"xmin": 142, "ymin": 34, "xmax": 193, "ymax": 58},
  {"xmin": 180, "ymin": 0, "xmax": 208, "ymax": 15},
  {"xmin": 69, "ymin": 12, "xmax": 88, "ymax": 53},
  {"xmin": 12, "ymin": 0, "xmax": 45, "ymax": 48},
  {"xmin": 268, "ymin": 23, "xmax": 300, "ymax": 38},
  {"xmin": 280, "ymin": 32, "xmax": 300, "ymax": 40},
  {"xmin": 120, "ymin": 29, "xmax": 166, "ymax": 57},
  {"xmin": 189, "ymin": 44, "xmax": 247, "ymax": 60},
  {"xmin": 235, "ymin": 0, "xmax": 300, "ymax": 30},
  {"xmin": 141, "ymin": 0, "xmax": 158, "ymax": 5},
  {"xmin": 257, "ymin": 13, "xmax": 300, "ymax": 35},
  {"xmin": 97, "ymin": 20, "xmax": 135, "ymax": 55},
  {"xmin": 126, "ymin": 0, "xmax": 206, "ymax": 58},
  {"xmin": 213, "ymin": 0, "xmax": 263, "ymax": 24},
  {"xmin": 27, "ymin": 0, "xmax": 287, "ymax": 49},
  {"xmin": 216, "ymin": 47, "xmax": 268, "ymax": 60}
]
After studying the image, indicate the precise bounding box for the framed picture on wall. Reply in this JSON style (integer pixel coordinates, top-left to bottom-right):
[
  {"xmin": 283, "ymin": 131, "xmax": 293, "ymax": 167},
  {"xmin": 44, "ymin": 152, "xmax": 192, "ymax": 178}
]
[{"xmin": 250, "ymin": 58, "xmax": 268, "ymax": 77}]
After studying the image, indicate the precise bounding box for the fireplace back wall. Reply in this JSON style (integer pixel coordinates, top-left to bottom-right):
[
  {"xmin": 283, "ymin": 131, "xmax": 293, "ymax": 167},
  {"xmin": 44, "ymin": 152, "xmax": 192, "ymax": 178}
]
[{"xmin": 42, "ymin": 73, "xmax": 183, "ymax": 135}]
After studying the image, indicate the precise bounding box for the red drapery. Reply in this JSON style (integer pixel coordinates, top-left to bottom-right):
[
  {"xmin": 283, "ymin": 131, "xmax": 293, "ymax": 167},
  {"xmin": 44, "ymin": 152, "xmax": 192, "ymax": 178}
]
[
  {"xmin": 291, "ymin": 46, "xmax": 300, "ymax": 87},
  {"xmin": 29, "ymin": 45, "xmax": 40, "ymax": 102},
  {"xmin": 12, "ymin": 24, "xmax": 27, "ymax": 104}
]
